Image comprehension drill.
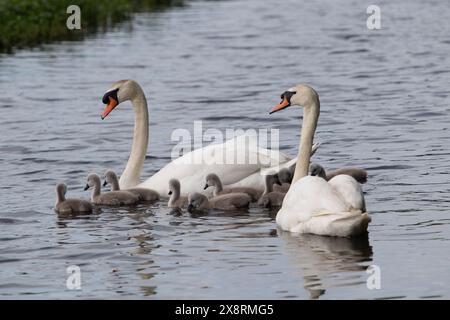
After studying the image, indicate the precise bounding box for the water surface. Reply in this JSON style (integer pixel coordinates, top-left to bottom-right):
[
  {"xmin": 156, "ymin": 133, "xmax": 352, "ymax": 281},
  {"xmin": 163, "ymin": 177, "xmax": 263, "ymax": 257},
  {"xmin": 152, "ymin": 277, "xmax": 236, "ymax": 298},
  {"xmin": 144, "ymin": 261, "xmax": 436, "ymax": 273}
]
[{"xmin": 1, "ymin": 0, "xmax": 450, "ymax": 299}]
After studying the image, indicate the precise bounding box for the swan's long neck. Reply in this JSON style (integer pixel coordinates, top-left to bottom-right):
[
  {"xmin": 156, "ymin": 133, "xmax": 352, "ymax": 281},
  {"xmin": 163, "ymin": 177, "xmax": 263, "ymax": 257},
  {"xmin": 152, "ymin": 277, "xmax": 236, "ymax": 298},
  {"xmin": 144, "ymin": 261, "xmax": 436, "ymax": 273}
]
[
  {"xmin": 56, "ymin": 187, "xmax": 65, "ymax": 203},
  {"xmin": 119, "ymin": 93, "xmax": 149, "ymax": 189},
  {"xmin": 169, "ymin": 188, "xmax": 180, "ymax": 207},
  {"xmin": 111, "ymin": 174, "xmax": 120, "ymax": 191},
  {"xmin": 214, "ymin": 177, "xmax": 223, "ymax": 195},
  {"xmin": 292, "ymin": 98, "xmax": 320, "ymax": 184},
  {"xmin": 92, "ymin": 180, "xmax": 101, "ymax": 200}
]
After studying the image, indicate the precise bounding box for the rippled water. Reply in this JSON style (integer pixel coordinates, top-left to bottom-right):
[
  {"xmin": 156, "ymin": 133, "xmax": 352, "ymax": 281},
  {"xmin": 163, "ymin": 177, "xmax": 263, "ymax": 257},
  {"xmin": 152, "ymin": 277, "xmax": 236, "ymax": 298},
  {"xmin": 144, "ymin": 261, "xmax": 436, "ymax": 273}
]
[{"xmin": 1, "ymin": 0, "xmax": 450, "ymax": 299}]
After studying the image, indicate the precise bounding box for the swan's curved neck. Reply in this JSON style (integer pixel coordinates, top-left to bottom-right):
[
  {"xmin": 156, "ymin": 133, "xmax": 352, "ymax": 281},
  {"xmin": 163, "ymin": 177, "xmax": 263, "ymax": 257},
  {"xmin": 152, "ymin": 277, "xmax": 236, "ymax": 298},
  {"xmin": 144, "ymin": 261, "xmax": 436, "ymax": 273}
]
[
  {"xmin": 214, "ymin": 178, "xmax": 223, "ymax": 195},
  {"xmin": 292, "ymin": 98, "xmax": 320, "ymax": 184},
  {"xmin": 169, "ymin": 188, "xmax": 180, "ymax": 206},
  {"xmin": 119, "ymin": 92, "xmax": 149, "ymax": 189},
  {"xmin": 111, "ymin": 175, "xmax": 120, "ymax": 191},
  {"xmin": 57, "ymin": 188, "xmax": 65, "ymax": 203},
  {"xmin": 92, "ymin": 181, "xmax": 101, "ymax": 200}
]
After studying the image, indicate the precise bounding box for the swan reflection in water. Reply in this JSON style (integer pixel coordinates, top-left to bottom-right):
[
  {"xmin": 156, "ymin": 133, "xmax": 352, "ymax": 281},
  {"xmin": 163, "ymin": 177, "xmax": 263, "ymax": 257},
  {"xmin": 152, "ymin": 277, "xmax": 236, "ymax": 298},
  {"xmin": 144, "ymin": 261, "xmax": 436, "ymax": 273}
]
[{"xmin": 279, "ymin": 231, "xmax": 373, "ymax": 299}]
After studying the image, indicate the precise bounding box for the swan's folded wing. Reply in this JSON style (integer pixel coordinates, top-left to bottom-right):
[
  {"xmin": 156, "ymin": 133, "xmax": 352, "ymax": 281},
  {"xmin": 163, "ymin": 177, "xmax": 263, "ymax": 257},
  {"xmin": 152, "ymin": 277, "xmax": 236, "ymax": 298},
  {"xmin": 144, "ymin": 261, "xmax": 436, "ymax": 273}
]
[
  {"xmin": 276, "ymin": 176, "xmax": 351, "ymax": 228},
  {"xmin": 138, "ymin": 134, "xmax": 293, "ymax": 195},
  {"xmin": 174, "ymin": 133, "xmax": 292, "ymax": 168}
]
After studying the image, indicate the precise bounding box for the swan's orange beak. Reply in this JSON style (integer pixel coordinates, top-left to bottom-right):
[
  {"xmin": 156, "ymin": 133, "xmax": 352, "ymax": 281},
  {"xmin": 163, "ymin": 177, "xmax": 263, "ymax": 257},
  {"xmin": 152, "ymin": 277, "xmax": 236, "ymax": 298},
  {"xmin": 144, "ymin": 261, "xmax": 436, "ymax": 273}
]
[
  {"xmin": 101, "ymin": 97, "xmax": 118, "ymax": 120},
  {"xmin": 269, "ymin": 97, "xmax": 290, "ymax": 114}
]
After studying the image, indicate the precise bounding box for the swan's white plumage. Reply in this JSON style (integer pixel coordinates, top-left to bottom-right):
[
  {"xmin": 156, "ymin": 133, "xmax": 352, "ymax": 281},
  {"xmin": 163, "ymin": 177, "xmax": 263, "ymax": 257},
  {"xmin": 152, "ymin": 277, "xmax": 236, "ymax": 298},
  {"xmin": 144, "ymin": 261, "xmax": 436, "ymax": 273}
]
[
  {"xmin": 328, "ymin": 174, "xmax": 366, "ymax": 212},
  {"xmin": 102, "ymin": 80, "xmax": 297, "ymax": 197},
  {"xmin": 137, "ymin": 133, "xmax": 293, "ymax": 196},
  {"xmin": 276, "ymin": 176, "xmax": 370, "ymax": 237},
  {"xmin": 271, "ymin": 84, "xmax": 371, "ymax": 237}
]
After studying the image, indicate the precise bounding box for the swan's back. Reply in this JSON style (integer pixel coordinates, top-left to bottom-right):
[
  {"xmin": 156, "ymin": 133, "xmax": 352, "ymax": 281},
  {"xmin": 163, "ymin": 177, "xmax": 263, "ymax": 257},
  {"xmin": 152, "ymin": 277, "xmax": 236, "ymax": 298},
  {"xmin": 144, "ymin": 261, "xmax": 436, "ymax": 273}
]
[
  {"xmin": 56, "ymin": 199, "xmax": 92, "ymax": 214},
  {"xmin": 93, "ymin": 191, "xmax": 139, "ymax": 205},
  {"xmin": 279, "ymin": 176, "xmax": 350, "ymax": 221},
  {"xmin": 137, "ymin": 134, "xmax": 292, "ymax": 196},
  {"xmin": 328, "ymin": 175, "xmax": 366, "ymax": 211},
  {"xmin": 210, "ymin": 192, "xmax": 251, "ymax": 210},
  {"xmin": 327, "ymin": 167, "xmax": 368, "ymax": 184},
  {"xmin": 276, "ymin": 176, "xmax": 371, "ymax": 236},
  {"xmin": 127, "ymin": 187, "xmax": 159, "ymax": 202}
]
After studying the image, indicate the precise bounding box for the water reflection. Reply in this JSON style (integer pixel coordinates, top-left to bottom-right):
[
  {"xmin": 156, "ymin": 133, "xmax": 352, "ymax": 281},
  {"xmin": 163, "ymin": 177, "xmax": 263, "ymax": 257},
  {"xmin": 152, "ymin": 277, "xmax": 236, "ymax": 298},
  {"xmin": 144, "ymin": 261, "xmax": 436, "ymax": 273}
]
[
  {"xmin": 55, "ymin": 208, "xmax": 102, "ymax": 227},
  {"xmin": 279, "ymin": 232, "xmax": 372, "ymax": 299}
]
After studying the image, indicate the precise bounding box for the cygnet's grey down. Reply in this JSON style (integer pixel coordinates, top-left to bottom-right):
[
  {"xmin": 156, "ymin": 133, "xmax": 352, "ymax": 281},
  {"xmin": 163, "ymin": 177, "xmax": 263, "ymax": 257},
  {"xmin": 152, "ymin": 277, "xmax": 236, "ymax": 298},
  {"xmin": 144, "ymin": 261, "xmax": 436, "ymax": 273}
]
[
  {"xmin": 55, "ymin": 183, "xmax": 93, "ymax": 214},
  {"xmin": 187, "ymin": 192, "xmax": 251, "ymax": 212},
  {"xmin": 273, "ymin": 168, "xmax": 292, "ymax": 193},
  {"xmin": 257, "ymin": 174, "xmax": 285, "ymax": 208},
  {"xmin": 103, "ymin": 170, "xmax": 159, "ymax": 202},
  {"xmin": 168, "ymin": 178, "xmax": 188, "ymax": 208},
  {"xmin": 309, "ymin": 163, "xmax": 368, "ymax": 184},
  {"xmin": 204, "ymin": 173, "xmax": 260, "ymax": 201},
  {"xmin": 84, "ymin": 173, "xmax": 139, "ymax": 205}
]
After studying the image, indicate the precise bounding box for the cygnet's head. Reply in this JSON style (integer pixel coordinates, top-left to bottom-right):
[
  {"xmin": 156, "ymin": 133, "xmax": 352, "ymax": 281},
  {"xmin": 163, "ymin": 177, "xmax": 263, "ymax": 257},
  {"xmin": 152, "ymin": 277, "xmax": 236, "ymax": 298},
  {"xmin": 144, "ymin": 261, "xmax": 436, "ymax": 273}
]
[
  {"xmin": 84, "ymin": 173, "xmax": 101, "ymax": 191},
  {"xmin": 56, "ymin": 183, "xmax": 68, "ymax": 196},
  {"xmin": 204, "ymin": 173, "xmax": 220, "ymax": 190},
  {"xmin": 309, "ymin": 163, "xmax": 327, "ymax": 179},
  {"xmin": 168, "ymin": 178, "xmax": 180, "ymax": 196},
  {"xmin": 187, "ymin": 192, "xmax": 208, "ymax": 213},
  {"xmin": 103, "ymin": 170, "xmax": 118, "ymax": 187},
  {"xmin": 277, "ymin": 168, "xmax": 292, "ymax": 184}
]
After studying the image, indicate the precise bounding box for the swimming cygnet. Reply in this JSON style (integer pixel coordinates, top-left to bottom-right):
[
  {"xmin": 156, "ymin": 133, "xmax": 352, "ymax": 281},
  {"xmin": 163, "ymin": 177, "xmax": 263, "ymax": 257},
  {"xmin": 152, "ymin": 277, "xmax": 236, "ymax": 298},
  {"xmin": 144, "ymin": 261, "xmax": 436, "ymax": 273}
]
[
  {"xmin": 168, "ymin": 178, "xmax": 188, "ymax": 208},
  {"xmin": 103, "ymin": 170, "xmax": 159, "ymax": 202},
  {"xmin": 84, "ymin": 173, "xmax": 139, "ymax": 205},
  {"xmin": 309, "ymin": 163, "xmax": 368, "ymax": 184},
  {"xmin": 55, "ymin": 183, "xmax": 93, "ymax": 214},
  {"xmin": 273, "ymin": 168, "xmax": 292, "ymax": 193},
  {"xmin": 187, "ymin": 192, "xmax": 251, "ymax": 213},
  {"xmin": 204, "ymin": 173, "xmax": 260, "ymax": 201},
  {"xmin": 257, "ymin": 174, "xmax": 285, "ymax": 208}
]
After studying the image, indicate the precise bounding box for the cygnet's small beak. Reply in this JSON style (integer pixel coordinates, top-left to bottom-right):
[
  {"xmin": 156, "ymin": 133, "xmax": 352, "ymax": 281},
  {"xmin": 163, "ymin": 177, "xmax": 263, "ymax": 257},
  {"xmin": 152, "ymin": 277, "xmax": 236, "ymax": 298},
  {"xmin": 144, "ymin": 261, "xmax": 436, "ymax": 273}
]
[
  {"xmin": 168, "ymin": 190, "xmax": 172, "ymax": 195},
  {"xmin": 203, "ymin": 184, "xmax": 209, "ymax": 190},
  {"xmin": 187, "ymin": 204, "xmax": 194, "ymax": 213},
  {"xmin": 102, "ymin": 180, "xmax": 108, "ymax": 187},
  {"xmin": 84, "ymin": 184, "xmax": 90, "ymax": 191}
]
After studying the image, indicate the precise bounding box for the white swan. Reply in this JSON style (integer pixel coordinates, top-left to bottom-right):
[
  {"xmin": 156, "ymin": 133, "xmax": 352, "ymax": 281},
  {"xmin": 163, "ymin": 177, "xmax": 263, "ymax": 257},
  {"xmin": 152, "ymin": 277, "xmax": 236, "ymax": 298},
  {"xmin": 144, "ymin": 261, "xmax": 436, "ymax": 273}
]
[
  {"xmin": 100, "ymin": 80, "xmax": 300, "ymax": 197},
  {"xmin": 270, "ymin": 84, "xmax": 370, "ymax": 237}
]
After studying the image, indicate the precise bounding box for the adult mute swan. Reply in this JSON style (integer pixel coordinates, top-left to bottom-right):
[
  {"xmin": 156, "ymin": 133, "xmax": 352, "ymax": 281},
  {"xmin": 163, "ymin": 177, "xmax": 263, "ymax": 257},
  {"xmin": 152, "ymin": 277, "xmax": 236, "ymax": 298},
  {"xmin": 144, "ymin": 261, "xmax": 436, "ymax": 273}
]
[
  {"xmin": 100, "ymin": 80, "xmax": 301, "ymax": 197},
  {"xmin": 269, "ymin": 85, "xmax": 371, "ymax": 237}
]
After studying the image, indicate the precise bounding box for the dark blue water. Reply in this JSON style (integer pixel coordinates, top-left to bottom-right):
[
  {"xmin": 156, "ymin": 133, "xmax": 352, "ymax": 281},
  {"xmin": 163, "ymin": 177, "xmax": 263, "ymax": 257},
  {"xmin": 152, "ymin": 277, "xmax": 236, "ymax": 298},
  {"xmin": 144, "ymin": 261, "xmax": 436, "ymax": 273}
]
[{"xmin": 0, "ymin": 0, "xmax": 449, "ymax": 299}]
